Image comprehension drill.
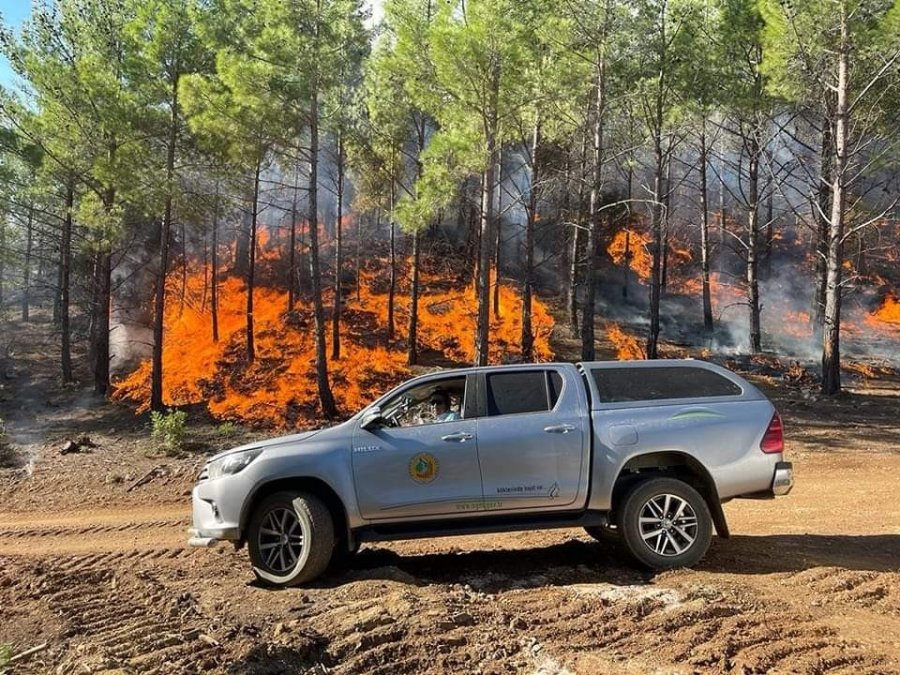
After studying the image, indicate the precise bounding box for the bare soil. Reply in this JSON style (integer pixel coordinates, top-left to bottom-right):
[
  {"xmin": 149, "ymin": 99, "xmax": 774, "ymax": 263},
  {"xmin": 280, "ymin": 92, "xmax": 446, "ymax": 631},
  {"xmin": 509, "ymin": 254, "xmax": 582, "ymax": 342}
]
[{"xmin": 1, "ymin": 314, "xmax": 899, "ymax": 674}]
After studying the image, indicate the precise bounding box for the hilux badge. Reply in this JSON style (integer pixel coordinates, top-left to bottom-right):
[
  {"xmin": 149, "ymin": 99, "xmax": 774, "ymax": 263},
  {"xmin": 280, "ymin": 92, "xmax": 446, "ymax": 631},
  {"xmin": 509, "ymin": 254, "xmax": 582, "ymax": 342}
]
[{"xmin": 409, "ymin": 452, "xmax": 439, "ymax": 483}]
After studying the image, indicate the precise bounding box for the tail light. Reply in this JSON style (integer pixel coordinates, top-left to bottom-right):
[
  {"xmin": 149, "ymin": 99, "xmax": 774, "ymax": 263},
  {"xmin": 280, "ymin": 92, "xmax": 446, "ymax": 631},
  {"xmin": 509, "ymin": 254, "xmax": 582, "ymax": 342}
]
[{"xmin": 760, "ymin": 413, "xmax": 784, "ymax": 454}]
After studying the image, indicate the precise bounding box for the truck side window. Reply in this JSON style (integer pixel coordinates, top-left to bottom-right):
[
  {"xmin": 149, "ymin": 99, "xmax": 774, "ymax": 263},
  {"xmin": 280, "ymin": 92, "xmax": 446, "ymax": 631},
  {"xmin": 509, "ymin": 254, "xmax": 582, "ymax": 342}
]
[
  {"xmin": 381, "ymin": 376, "xmax": 467, "ymax": 427},
  {"xmin": 591, "ymin": 366, "xmax": 742, "ymax": 403},
  {"xmin": 486, "ymin": 371, "xmax": 549, "ymax": 416}
]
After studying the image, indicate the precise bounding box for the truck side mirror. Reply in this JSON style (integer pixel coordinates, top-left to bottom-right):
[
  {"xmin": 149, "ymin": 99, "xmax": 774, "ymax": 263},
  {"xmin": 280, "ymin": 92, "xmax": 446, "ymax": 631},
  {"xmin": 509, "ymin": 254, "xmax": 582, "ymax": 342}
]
[{"xmin": 360, "ymin": 406, "xmax": 385, "ymax": 430}]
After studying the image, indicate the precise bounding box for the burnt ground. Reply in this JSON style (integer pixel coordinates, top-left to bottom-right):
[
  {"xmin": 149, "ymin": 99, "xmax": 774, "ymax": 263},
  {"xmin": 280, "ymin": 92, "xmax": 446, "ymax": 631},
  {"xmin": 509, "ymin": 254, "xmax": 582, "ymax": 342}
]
[{"xmin": 1, "ymin": 312, "xmax": 899, "ymax": 674}]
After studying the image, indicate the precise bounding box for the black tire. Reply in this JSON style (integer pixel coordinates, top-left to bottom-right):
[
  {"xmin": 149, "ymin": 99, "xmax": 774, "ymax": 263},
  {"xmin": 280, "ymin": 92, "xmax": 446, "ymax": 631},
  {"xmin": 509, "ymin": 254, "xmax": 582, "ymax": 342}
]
[
  {"xmin": 617, "ymin": 477, "xmax": 713, "ymax": 571},
  {"xmin": 584, "ymin": 523, "xmax": 621, "ymax": 543},
  {"xmin": 248, "ymin": 491, "xmax": 335, "ymax": 587}
]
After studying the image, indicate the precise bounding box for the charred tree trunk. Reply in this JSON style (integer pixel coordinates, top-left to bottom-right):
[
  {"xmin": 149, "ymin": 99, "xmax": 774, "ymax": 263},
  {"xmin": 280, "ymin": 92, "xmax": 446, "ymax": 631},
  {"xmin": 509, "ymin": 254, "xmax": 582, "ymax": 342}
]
[
  {"xmin": 152, "ymin": 71, "xmax": 180, "ymax": 410},
  {"xmin": 660, "ymin": 148, "xmax": 672, "ymax": 294},
  {"xmin": 408, "ymin": 229, "xmax": 420, "ymax": 365},
  {"xmin": 387, "ymin": 177, "xmax": 396, "ymax": 342},
  {"xmin": 0, "ymin": 222, "xmax": 4, "ymax": 308},
  {"xmin": 581, "ymin": 56, "xmax": 606, "ymax": 362},
  {"xmin": 308, "ymin": 71, "xmax": 337, "ymax": 417},
  {"xmin": 521, "ymin": 119, "xmax": 540, "ymax": 361},
  {"xmin": 568, "ymin": 123, "xmax": 589, "ymax": 330},
  {"xmin": 331, "ymin": 133, "xmax": 344, "ymax": 360},
  {"xmin": 407, "ymin": 122, "xmax": 426, "ymax": 366},
  {"xmin": 822, "ymin": 10, "xmax": 849, "ymax": 396},
  {"xmin": 699, "ymin": 120, "xmax": 714, "ymax": 334},
  {"xmin": 493, "ymin": 148, "xmax": 503, "ymax": 318},
  {"xmin": 211, "ymin": 182, "xmax": 220, "ymax": 343},
  {"xmin": 90, "ymin": 248, "xmax": 112, "ymax": 394},
  {"xmin": 475, "ymin": 59, "xmax": 500, "ymax": 367},
  {"xmin": 21, "ymin": 201, "xmax": 33, "ymax": 322},
  {"xmin": 747, "ymin": 134, "xmax": 762, "ymax": 354},
  {"xmin": 246, "ymin": 158, "xmax": 261, "ymax": 363},
  {"xmin": 288, "ymin": 159, "xmax": 300, "ymax": 310},
  {"xmin": 60, "ymin": 181, "xmax": 74, "ymax": 384}
]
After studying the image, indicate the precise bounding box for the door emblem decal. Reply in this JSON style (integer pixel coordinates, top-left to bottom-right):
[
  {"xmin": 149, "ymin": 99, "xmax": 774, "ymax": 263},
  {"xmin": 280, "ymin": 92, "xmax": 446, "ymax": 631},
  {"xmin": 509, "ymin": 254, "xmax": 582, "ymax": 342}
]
[{"xmin": 409, "ymin": 452, "xmax": 439, "ymax": 484}]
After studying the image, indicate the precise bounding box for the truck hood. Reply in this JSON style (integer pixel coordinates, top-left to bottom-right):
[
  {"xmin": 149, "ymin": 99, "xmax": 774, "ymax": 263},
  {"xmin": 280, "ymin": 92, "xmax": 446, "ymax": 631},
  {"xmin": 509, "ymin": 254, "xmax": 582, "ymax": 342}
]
[{"xmin": 206, "ymin": 421, "xmax": 351, "ymax": 463}]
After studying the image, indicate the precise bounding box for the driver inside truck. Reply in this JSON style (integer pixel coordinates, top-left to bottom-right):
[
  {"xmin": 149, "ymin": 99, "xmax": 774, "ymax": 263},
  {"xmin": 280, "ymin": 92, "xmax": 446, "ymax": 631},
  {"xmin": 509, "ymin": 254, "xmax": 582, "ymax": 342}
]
[{"xmin": 429, "ymin": 389, "xmax": 460, "ymax": 422}]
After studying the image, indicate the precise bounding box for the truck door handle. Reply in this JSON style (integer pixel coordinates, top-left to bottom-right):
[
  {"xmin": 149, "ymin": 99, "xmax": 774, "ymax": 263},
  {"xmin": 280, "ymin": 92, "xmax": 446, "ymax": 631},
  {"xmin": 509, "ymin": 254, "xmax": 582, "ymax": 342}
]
[
  {"xmin": 441, "ymin": 432, "xmax": 474, "ymax": 443},
  {"xmin": 544, "ymin": 424, "xmax": 576, "ymax": 434}
]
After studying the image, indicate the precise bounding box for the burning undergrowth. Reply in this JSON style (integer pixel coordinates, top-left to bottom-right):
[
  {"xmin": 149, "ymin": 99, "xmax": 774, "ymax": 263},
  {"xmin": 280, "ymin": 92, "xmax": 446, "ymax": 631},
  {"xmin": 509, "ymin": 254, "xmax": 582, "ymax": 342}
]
[{"xmin": 113, "ymin": 246, "xmax": 554, "ymax": 428}]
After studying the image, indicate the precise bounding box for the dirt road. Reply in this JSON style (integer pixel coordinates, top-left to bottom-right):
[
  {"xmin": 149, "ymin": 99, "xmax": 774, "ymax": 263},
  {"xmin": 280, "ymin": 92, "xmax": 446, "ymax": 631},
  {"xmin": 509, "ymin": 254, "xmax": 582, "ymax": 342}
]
[
  {"xmin": 1, "ymin": 317, "xmax": 899, "ymax": 673},
  {"xmin": 2, "ymin": 447, "xmax": 899, "ymax": 674}
]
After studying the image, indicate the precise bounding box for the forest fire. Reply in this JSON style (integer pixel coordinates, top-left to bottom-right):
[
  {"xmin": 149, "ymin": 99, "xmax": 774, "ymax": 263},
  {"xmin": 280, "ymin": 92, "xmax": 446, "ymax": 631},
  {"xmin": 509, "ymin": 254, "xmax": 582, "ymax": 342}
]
[
  {"xmin": 606, "ymin": 322, "xmax": 645, "ymax": 360},
  {"xmin": 113, "ymin": 248, "xmax": 554, "ymax": 428},
  {"xmin": 867, "ymin": 296, "xmax": 900, "ymax": 327},
  {"xmin": 607, "ymin": 229, "xmax": 652, "ymax": 281}
]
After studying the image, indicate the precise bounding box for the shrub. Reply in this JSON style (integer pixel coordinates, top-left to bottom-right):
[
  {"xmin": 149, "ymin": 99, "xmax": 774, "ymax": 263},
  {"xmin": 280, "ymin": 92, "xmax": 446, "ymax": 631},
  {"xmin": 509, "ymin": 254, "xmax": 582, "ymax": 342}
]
[
  {"xmin": 0, "ymin": 642, "xmax": 12, "ymax": 670},
  {"xmin": 150, "ymin": 408, "xmax": 188, "ymax": 454},
  {"xmin": 215, "ymin": 421, "xmax": 239, "ymax": 437}
]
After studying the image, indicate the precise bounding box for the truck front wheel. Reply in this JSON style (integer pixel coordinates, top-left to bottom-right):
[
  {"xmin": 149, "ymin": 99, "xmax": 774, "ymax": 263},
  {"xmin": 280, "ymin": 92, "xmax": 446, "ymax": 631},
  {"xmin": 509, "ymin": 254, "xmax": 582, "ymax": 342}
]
[
  {"xmin": 248, "ymin": 491, "xmax": 335, "ymax": 587},
  {"xmin": 618, "ymin": 477, "xmax": 713, "ymax": 571}
]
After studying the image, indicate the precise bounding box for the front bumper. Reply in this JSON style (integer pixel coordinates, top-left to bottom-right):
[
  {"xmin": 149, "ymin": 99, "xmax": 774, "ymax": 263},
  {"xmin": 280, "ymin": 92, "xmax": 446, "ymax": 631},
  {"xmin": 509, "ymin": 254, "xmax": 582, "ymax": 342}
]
[
  {"xmin": 188, "ymin": 480, "xmax": 243, "ymax": 546},
  {"xmin": 772, "ymin": 461, "xmax": 794, "ymax": 496}
]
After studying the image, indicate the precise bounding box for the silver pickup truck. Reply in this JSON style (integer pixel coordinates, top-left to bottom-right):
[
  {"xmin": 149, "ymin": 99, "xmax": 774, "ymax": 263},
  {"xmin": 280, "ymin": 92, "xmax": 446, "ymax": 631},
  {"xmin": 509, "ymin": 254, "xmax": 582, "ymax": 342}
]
[{"xmin": 188, "ymin": 360, "xmax": 793, "ymax": 587}]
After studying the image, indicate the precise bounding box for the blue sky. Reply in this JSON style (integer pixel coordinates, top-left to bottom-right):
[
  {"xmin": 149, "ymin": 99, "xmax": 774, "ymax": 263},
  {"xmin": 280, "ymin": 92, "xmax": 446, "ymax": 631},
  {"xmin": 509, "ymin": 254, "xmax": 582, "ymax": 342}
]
[{"xmin": 0, "ymin": 0, "xmax": 31, "ymax": 87}]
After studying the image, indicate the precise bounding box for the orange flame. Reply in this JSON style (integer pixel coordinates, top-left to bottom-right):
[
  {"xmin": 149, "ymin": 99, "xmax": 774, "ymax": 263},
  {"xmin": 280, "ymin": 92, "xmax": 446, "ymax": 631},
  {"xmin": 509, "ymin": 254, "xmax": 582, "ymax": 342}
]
[
  {"xmin": 113, "ymin": 249, "xmax": 554, "ymax": 428},
  {"xmin": 867, "ymin": 296, "xmax": 900, "ymax": 327},
  {"xmin": 606, "ymin": 322, "xmax": 645, "ymax": 360},
  {"xmin": 607, "ymin": 230, "xmax": 652, "ymax": 282}
]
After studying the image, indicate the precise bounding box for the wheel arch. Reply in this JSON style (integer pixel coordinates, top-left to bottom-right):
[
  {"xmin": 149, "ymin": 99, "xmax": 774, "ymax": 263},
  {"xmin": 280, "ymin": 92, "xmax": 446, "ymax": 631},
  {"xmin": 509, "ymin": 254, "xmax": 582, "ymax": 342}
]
[
  {"xmin": 239, "ymin": 476, "xmax": 351, "ymax": 548},
  {"xmin": 611, "ymin": 451, "xmax": 729, "ymax": 538}
]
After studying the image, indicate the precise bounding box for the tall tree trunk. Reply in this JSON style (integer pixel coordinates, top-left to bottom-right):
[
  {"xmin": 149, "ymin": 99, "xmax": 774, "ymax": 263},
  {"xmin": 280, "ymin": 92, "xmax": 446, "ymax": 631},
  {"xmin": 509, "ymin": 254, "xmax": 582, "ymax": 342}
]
[
  {"xmin": 813, "ymin": 113, "xmax": 833, "ymax": 334},
  {"xmin": 332, "ymin": 133, "xmax": 344, "ymax": 360},
  {"xmin": 0, "ymin": 220, "xmax": 4, "ymax": 308},
  {"xmin": 355, "ymin": 214, "xmax": 363, "ymax": 302},
  {"xmin": 582, "ymin": 56, "xmax": 606, "ymax": 361},
  {"xmin": 568, "ymin": 122, "xmax": 589, "ymax": 329},
  {"xmin": 60, "ymin": 181, "xmax": 74, "ymax": 384},
  {"xmin": 387, "ymin": 177, "xmax": 396, "ymax": 341},
  {"xmin": 821, "ymin": 8, "xmax": 848, "ymax": 396},
  {"xmin": 288, "ymin": 158, "xmax": 300, "ymax": 310},
  {"xmin": 660, "ymin": 148, "xmax": 672, "ymax": 294},
  {"xmin": 407, "ymin": 229, "xmax": 420, "ymax": 365},
  {"xmin": 699, "ymin": 120, "xmax": 714, "ymax": 333},
  {"xmin": 407, "ymin": 121, "xmax": 426, "ymax": 366},
  {"xmin": 560, "ymin": 149, "xmax": 571, "ymax": 297},
  {"xmin": 646, "ymin": 91, "xmax": 665, "ymax": 358},
  {"xmin": 91, "ymin": 248, "xmax": 112, "ymax": 394},
  {"xmin": 493, "ymin": 148, "xmax": 503, "ymax": 318},
  {"xmin": 308, "ymin": 70, "xmax": 337, "ymax": 417},
  {"xmin": 747, "ymin": 133, "xmax": 762, "ymax": 354},
  {"xmin": 21, "ymin": 201, "xmax": 33, "ymax": 322},
  {"xmin": 475, "ymin": 58, "xmax": 500, "ymax": 366},
  {"xmin": 246, "ymin": 159, "xmax": 261, "ymax": 363},
  {"xmin": 211, "ymin": 182, "xmax": 220, "ymax": 343},
  {"xmin": 521, "ymin": 119, "xmax": 540, "ymax": 361},
  {"xmin": 152, "ymin": 72, "xmax": 180, "ymax": 410}
]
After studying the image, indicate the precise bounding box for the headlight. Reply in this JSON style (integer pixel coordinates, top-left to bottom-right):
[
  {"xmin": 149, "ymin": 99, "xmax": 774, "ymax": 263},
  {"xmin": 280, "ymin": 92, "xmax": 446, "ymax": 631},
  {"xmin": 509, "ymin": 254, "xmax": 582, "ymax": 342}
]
[{"xmin": 206, "ymin": 448, "xmax": 262, "ymax": 480}]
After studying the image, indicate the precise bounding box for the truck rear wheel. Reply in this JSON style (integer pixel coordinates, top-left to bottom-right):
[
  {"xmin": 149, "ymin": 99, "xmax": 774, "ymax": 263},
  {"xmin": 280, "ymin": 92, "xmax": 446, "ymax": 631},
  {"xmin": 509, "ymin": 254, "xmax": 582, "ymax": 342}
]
[
  {"xmin": 618, "ymin": 477, "xmax": 712, "ymax": 571},
  {"xmin": 248, "ymin": 491, "xmax": 335, "ymax": 587}
]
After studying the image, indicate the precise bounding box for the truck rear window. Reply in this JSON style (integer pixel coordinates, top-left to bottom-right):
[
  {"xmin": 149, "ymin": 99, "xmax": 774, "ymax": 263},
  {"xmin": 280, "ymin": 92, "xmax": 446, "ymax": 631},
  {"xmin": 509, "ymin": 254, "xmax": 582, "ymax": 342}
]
[
  {"xmin": 486, "ymin": 370, "xmax": 561, "ymax": 416},
  {"xmin": 590, "ymin": 366, "xmax": 742, "ymax": 403}
]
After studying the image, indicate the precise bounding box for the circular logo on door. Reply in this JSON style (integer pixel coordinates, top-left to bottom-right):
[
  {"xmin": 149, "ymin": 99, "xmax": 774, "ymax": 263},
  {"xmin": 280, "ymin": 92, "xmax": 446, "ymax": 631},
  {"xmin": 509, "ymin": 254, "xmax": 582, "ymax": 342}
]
[{"xmin": 409, "ymin": 452, "xmax": 439, "ymax": 484}]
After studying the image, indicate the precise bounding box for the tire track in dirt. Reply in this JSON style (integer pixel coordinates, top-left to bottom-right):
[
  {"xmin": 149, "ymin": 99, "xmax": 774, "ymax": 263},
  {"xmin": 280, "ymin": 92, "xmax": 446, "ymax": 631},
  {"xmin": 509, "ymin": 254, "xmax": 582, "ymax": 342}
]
[
  {"xmin": 0, "ymin": 508, "xmax": 190, "ymax": 556},
  {"xmin": 496, "ymin": 579, "xmax": 897, "ymax": 673},
  {"xmin": 11, "ymin": 565, "xmax": 224, "ymax": 675},
  {"xmin": 783, "ymin": 567, "xmax": 900, "ymax": 614}
]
